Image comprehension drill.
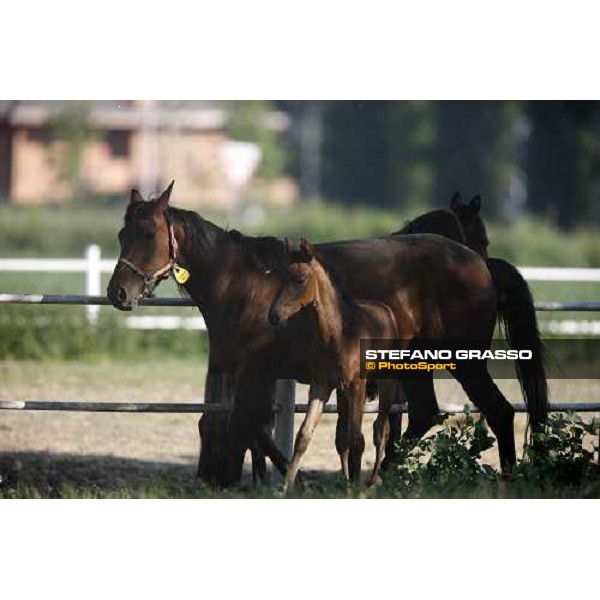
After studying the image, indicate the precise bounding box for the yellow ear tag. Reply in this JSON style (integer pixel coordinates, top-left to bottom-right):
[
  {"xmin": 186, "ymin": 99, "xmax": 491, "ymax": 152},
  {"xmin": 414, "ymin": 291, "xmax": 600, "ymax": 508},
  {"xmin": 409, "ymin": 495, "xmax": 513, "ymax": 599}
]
[{"xmin": 173, "ymin": 264, "xmax": 190, "ymax": 284}]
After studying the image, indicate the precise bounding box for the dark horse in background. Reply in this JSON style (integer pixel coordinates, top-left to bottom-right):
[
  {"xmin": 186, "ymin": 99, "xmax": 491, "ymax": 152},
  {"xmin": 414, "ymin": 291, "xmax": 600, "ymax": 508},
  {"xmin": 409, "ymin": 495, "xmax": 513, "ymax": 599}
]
[
  {"xmin": 387, "ymin": 192, "xmax": 547, "ymax": 467},
  {"xmin": 399, "ymin": 192, "xmax": 488, "ymax": 258},
  {"xmin": 107, "ymin": 184, "xmax": 547, "ymax": 485},
  {"xmin": 381, "ymin": 192, "xmax": 489, "ymax": 466}
]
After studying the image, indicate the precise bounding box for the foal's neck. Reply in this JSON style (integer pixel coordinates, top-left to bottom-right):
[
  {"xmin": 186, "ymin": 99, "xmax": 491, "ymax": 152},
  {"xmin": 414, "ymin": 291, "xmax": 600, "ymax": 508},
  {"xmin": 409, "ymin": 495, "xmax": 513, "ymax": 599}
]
[{"xmin": 312, "ymin": 260, "xmax": 355, "ymax": 348}]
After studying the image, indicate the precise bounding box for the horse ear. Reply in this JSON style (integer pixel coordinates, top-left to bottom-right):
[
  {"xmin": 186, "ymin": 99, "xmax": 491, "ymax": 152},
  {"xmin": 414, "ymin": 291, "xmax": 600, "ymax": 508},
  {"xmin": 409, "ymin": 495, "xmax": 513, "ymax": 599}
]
[
  {"xmin": 130, "ymin": 189, "xmax": 144, "ymax": 204},
  {"xmin": 450, "ymin": 192, "xmax": 464, "ymax": 211},
  {"xmin": 469, "ymin": 195, "xmax": 481, "ymax": 215},
  {"xmin": 156, "ymin": 180, "xmax": 175, "ymax": 211},
  {"xmin": 300, "ymin": 238, "xmax": 315, "ymax": 261}
]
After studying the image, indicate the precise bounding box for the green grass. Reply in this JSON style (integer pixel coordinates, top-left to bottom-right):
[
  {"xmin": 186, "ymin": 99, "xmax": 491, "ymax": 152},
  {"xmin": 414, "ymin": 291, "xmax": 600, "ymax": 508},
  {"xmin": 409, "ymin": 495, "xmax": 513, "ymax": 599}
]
[
  {"xmin": 1, "ymin": 459, "xmax": 599, "ymax": 498},
  {"xmin": 488, "ymin": 217, "xmax": 600, "ymax": 267},
  {"xmin": 0, "ymin": 305, "xmax": 208, "ymax": 360},
  {"xmin": 2, "ymin": 201, "xmax": 600, "ymax": 266},
  {"xmin": 2, "ymin": 477, "xmax": 598, "ymax": 499},
  {"xmin": 0, "ymin": 203, "xmax": 123, "ymax": 258}
]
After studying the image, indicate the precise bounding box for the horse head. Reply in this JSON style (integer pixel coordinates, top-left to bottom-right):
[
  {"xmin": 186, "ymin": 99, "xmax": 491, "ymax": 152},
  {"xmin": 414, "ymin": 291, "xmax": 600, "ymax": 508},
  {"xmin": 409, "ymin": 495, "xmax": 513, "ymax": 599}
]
[
  {"xmin": 107, "ymin": 181, "xmax": 177, "ymax": 310},
  {"xmin": 268, "ymin": 238, "xmax": 318, "ymax": 328},
  {"xmin": 450, "ymin": 192, "xmax": 489, "ymax": 258}
]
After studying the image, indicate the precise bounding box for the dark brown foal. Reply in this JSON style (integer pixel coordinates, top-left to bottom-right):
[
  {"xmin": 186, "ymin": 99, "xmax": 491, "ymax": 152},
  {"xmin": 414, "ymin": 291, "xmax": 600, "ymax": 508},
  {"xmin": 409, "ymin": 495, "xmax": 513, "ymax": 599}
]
[{"xmin": 268, "ymin": 239, "xmax": 408, "ymax": 487}]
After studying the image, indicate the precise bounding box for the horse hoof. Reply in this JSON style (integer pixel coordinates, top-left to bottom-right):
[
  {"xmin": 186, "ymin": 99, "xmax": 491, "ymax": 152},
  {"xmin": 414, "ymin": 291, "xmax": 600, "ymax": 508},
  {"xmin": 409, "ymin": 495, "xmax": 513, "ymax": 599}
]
[
  {"xmin": 282, "ymin": 471, "xmax": 303, "ymax": 493},
  {"xmin": 367, "ymin": 475, "xmax": 383, "ymax": 487}
]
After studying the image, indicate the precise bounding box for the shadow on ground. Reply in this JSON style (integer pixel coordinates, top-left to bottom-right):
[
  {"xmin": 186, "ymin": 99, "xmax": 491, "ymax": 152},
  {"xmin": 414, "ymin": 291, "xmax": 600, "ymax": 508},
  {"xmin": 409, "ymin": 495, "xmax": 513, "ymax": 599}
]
[
  {"xmin": 0, "ymin": 452, "xmax": 338, "ymax": 498},
  {"xmin": 0, "ymin": 452, "xmax": 199, "ymax": 495}
]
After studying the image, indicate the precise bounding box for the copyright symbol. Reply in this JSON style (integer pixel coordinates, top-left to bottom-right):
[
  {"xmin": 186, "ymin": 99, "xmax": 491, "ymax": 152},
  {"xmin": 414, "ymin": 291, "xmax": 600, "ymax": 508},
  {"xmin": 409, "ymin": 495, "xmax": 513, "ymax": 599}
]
[{"xmin": 366, "ymin": 362, "xmax": 376, "ymax": 370}]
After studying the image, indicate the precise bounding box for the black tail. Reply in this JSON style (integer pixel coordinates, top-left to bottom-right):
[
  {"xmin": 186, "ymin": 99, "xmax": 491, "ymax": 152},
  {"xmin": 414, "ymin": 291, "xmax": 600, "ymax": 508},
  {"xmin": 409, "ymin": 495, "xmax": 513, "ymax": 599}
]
[{"xmin": 487, "ymin": 258, "xmax": 548, "ymax": 434}]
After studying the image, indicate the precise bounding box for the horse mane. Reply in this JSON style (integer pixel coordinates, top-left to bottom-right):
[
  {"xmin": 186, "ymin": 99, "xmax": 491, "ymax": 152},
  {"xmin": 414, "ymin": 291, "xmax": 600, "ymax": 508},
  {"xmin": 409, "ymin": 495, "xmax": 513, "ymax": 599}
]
[
  {"xmin": 214, "ymin": 227, "xmax": 361, "ymax": 322},
  {"xmin": 168, "ymin": 206, "xmax": 224, "ymax": 255},
  {"xmin": 286, "ymin": 245, "xmax": 361, "ymax": 333},
  {"xmin": 394, "ymin": 208, "xmax": 466, "ymax": 245},
  {"xmin": 227, "ymin": 229, "xmax": 289, "ymax": 274},
  {"xmin": 313, "ymin": 249, "xmax": 360, "ymax": 313}
]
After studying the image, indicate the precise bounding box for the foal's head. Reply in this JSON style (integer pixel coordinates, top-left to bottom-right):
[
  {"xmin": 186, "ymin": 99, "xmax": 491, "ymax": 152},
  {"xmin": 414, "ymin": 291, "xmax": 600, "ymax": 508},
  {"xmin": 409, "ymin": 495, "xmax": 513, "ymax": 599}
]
[
  {"xmin": 450, "ymin": 192, "xmax": 489, "ymax": 258},
  {"xmin": 268, "ymin": 239, "xmax": 319, "ymax": 328},
  {"xmin": 107, "ymin": 182, "xmax": 176, "ymax": 310}
]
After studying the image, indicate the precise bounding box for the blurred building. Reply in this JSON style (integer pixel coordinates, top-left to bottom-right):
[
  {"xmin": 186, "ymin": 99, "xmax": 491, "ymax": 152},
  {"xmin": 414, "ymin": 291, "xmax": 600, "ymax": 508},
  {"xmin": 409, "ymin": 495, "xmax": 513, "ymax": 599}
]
[{"xmin": 0, "ymin": 100, "xmax": 295, "ymax": 208}]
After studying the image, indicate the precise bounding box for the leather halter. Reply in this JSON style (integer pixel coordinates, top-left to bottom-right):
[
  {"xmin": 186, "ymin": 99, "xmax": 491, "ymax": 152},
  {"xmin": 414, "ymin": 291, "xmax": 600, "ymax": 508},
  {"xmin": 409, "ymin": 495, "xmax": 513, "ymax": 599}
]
[
  {"xmin": 118, "ymin": 211, "xmax": 179, "ymax": 297},
  {"xmin": 301, "ymin": 298, "xmax": 319, "ymax": 310}
]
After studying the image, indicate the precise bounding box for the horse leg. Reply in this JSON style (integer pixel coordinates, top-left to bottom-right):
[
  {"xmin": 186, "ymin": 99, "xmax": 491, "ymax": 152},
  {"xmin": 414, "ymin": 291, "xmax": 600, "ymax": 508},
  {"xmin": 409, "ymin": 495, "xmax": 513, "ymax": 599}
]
[
  {"xmin": 452, "ymin": 363, "xmax": 516, "ymax": 474},
  {"xmin": 382, "ymin": 371, "xmax": 438, "ymax": 469},
  {"xmin": 382, "ymin": 382, "xmax": 405, "ymax": 469},
  {"xmin": 347, "ymin": 379, "xmax": 366, "ymax": 484},
  {"xmin": 247, "ymin": 377, "xmax": 294, "ymax": 480},
  {"xmin": 250, "ymin": 442, "xmax": 268, "ymax": 485},
  {"xmin": 283, "ymin": 384, "xmax": 331, "ymax": 490},
  {"xmin": 197, "ymin": 369, "xmax": 235, "ymax": 483},
  {"xmin": 225, "ymin": 406, "xmax": 253, "ymax": 486},
  {"xmin": 335, "ymin": 390, "xmax": 350, "ymax": 480},
  {"xmin": 256, "ymin": 425, "xmax": 290, "ymax": 477},
  {"xmin": 224, "ymin": 369, "xmax": 277, "ymax": 486},
  {"xmin": 370, "ymin": 379, "xmax": 395, "ymax": 485}
]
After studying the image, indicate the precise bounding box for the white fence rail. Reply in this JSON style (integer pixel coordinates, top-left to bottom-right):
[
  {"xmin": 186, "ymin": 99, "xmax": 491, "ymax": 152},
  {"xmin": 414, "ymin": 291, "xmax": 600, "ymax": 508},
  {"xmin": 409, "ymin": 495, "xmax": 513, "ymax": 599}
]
[
  {"xmin": 0, "ymin": 245, "xmax": 206, "ymax": 330},
  {"xmin": 2, "ymin": 245, "xmax": 600, "ymax": 332},
  {"xmin": 519, "ymin": 267, "xmax": 600, "ymax": 282}
]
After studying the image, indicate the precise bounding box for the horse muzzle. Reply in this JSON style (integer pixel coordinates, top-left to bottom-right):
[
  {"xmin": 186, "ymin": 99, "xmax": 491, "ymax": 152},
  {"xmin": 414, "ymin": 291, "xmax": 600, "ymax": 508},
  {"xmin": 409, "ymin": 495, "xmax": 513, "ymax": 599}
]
[
  {"xmin": 268, "ymin": 309, "xmax": 288, "ymax": 329},
  {"xmin": 107, "ymin": 279, "xmax": 141, "ymax": 311}
]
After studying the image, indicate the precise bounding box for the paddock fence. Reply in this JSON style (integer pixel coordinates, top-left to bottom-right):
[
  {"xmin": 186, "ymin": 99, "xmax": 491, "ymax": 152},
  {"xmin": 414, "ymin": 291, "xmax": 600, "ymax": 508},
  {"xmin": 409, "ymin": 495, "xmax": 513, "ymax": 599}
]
[
  {"xmin": 1, "ymin": 292, "xmax": 600, "ymax": 466},
  {"xmin": 3, "ymin": 244, "xmax": 600, "ymax": 332}
]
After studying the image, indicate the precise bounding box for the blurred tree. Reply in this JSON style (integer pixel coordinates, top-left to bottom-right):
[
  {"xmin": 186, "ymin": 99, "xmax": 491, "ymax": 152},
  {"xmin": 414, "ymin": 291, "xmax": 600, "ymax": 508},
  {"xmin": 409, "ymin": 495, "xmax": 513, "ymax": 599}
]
[
  {"xmin": 431, "ymin": 101, "xmax": 518, "ymax": 218},
  {"xmin": 0, "ymin": 101, "xmax": 18, "ymax": 201},
  {"xmin": 527, "ymin": 101, "xmax": 600, "ymax": 230},
  {"xmin": 321, "ymin": 101, "xmax": 516, "ymax": 213},
  {"xmin": 287, "ymin": 100, "xmax": 600, "ymax": 226},
  {"xmin": 48, "ymin": 102, "xmax": 99, "ymax": 200},
  {"xmin": 321, "ymin": 101, "xmax": 387, "ymax": 206},
  {"xmin": 385, "ymin": 101, "xmax": 435, "ymax": 210},
  {"xmin": 226, "ymin": 101, "xmax": 288, "ymax": 179}
]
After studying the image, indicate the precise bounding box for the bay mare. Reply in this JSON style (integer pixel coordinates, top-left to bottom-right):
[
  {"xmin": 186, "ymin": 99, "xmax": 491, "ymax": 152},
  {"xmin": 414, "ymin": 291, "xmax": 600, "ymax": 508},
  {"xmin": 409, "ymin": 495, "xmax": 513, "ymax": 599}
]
[{"xmin": 107, "ymin": 184, "xmax": 548, "ymax": 485}]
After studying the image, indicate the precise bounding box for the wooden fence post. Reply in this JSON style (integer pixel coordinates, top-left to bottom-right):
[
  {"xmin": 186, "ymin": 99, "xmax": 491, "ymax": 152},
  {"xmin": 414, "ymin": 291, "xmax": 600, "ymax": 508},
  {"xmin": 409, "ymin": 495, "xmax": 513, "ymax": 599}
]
[
  {"xmin": 85, "ymin": 244, "xmax": 101, "ymax": 325},
  {"xmin": 272, "ymin": 379, "xmax": 296, "ymax": 483}
]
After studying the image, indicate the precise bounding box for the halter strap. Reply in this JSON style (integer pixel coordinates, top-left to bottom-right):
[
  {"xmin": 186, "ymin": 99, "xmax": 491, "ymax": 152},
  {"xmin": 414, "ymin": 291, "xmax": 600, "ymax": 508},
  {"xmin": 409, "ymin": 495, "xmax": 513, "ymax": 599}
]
[
  {"xmin": 118, "ymin": 211, "xmax": 179, "ymax": 296},
  {"xmin": 301, "ymin": 298, "xmax": 319, "ymax": 309}
]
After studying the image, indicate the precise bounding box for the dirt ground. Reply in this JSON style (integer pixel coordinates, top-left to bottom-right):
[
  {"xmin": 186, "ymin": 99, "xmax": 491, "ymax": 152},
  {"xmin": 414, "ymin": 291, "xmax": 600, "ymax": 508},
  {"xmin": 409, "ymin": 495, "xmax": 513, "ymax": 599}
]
[{"xmin": 1, "ymin": 359, "xmax": 599, "ymax": 487}]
